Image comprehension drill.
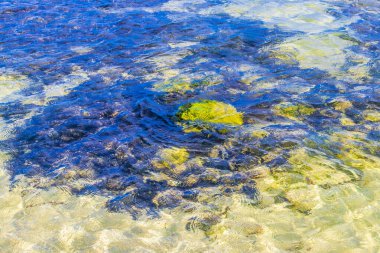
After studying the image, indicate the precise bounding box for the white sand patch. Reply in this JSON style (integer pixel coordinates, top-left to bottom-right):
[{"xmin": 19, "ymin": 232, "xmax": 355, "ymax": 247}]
[
  {"xmin": 158, "ymin": 0, "xmax": 357, "ymax": 33},
  {"xmin": 0, "ymin": 70, "xmax": 31, "ymax": 103},
  {"xmin": 43, "ymin": 66, "xmax": 90, "ymax": 103},
  {"xmin": 269, "ymin": 33, "xmax": 370, "ymax": 81},
  {"xmin": 70, "ymin": 46, "xmax": 93, "ymax": 54},
  {"xmin": 169, "ymin": 41, "xmax": 199, "ymax": 48}
]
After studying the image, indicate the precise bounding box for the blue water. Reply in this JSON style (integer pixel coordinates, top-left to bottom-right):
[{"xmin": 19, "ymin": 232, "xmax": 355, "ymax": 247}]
[{"xmin": 0, "ymin": 0, "xmax": 379, "ymax": 219}]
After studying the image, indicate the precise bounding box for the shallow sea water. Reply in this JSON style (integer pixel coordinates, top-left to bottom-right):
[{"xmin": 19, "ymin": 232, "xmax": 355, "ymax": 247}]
[{"xmin": 0, "ymin": 0, "xmax": 379, "ymax": 252}]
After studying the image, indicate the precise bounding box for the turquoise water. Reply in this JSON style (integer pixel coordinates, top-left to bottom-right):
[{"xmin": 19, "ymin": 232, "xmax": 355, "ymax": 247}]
[{"xmin": 0, "ymin": 0, "xmax": 379, "ymax": 252}]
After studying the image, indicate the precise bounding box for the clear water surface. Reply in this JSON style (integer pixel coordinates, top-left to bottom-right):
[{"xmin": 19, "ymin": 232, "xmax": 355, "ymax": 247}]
[{"xmin": 0, "ymin": 0, "xmax": 379, "ymax": 252}]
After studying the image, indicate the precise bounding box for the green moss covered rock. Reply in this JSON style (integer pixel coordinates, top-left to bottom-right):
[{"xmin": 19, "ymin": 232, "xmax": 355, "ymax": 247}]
[
  {"xmin": 154, "ymin": 77, "xmax": 192, "ymax": 93},
  {"xmin": 332, "ymin": 100, "xmax": 352, "ymax": 112},
  {"xmin": 152, "ymin": 147, "xmax": 189, "ymax": 172},
  {"xmin": 274, "ymin": 103, "xmax": 315, "ymax": 120},
  {"xmin": 363, "ymin": 110, "xmax": 380, "ymax": 122},
  {"xmin": 177, "ymin": 100, "xmax": 244, "ymax": 127},
  {"xmin": 251, "ymin": 129, "xmax": 269, "ymax": 139}
]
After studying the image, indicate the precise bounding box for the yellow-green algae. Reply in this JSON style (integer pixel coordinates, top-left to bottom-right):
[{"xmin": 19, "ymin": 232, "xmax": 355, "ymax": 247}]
[
  {"xmin": 274, "ymin": 102, "xmax": 316, "ymax": 120},
  {"xmin": 332, "ymin": 100, "xmax": 353, "ymax": 112},
  {"xmin": 251, "ymin": 129, "xmax": 270, "ymax": 139},
  {"xmin": 154, "ymin": 76, "xmax": 193, "ymax": 92},
  {"xmin": 152, "ymin": 147, "xmax": 189, "ymax": 173},
  {"xmin": 340, "ymin": 116, "xmax": 355, "ymax": 126},
  {"xmin": 177, "ymin": 100, "xmax": 244, "ymax": 126},
  {"xmin": 363, "ymin": 110, "xmax": 380, "ymax": 122}
]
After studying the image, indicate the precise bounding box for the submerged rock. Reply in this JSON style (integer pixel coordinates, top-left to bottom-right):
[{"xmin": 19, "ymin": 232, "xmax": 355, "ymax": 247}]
[
  {"xmin": 251, "ymin": 129, "xmax": 270, "ymax": 139},
  {"xmin": 332, "ymin": 132, "xmax": 380, "ymax": 170},
  {"xmin": 363, "ymin": 110, "xmax": 380, "ymax": 122},
  {"xmin": 285, "ymin": 185, "xmax": 321, "ymax": 212},
  {"xmin": 288, "ymin": 148, "xmax": 356, "ymax": 186},
  {"xmin": 200, "ymin": 0, "xmax": 351, "ymax": 33},
  {"xmin": 228, "ymin": 220, "xmax": 264, "ymax": 236},
  {"xmin": 177, "ymin": 100, "xmax": 243, "ymax": 132},
  {"xmin": 256, "ymin": 144, "xmax": 364, "ymax": 212},
  {"xmin": 340, "ymin": 116, "xmax": 355, "ymax": 126},
  {"xmin": 331, "ymin": 100, "xmax": 353, "ymax": 112},
  {"xmin": 186, "ymin": 212, "xmax": 222, "ymax": 232},
  {"xmin": 274, "ymin": 103, "xmax": 315, "ymax": 121},
  {"xmin": 152, "ymin": 189, "xmax": 182, "ymax": 208},
  {"xmin": 152, "ymin": 147, "xmax": 189, "ymax": 172},
  {"xmin": 153, "ymin": 71, "xmax": 223, "ymax": 93}
]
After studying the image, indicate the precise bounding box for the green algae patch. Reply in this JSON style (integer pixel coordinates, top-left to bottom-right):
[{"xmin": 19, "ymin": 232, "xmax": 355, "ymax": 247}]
[
  {"xmin": 340, "ymin": 116, "xmax": 355, "ymax": 126},
  {"xmin": 363, "ymin": 110, "xmax": 380, "ymax": 122},
  {"xmin": 251, "ymin": 129, "xmax": 269, "ymax": 139},
  {"xmin": 274, "ymin": 103, "xmax": 315, "ymax": 121},
  {"xmin": 332, "ymin": 100, "xmax": 353, "ymax": 112},
  {"xmin": 152, "ymin": 147, "xmax": 189, "ymax": 173},
  {"xmin": 177, "ymin": 100, "xmax": 244, "ymax": 130},
  {"xmin": 154, "ymin": 77, "xmax": 192, "ymax": 93}
]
